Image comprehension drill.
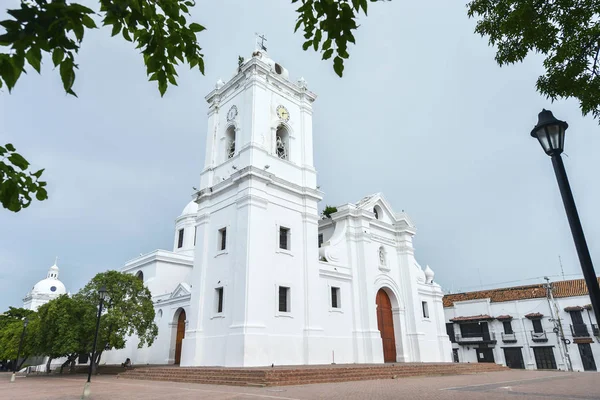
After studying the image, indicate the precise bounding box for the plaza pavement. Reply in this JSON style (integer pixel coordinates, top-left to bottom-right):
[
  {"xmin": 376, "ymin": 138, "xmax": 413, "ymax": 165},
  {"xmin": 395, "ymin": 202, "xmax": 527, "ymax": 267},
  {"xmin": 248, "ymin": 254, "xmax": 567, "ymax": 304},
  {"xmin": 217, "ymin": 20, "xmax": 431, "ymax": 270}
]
[{"xmin": 1, "ymin": 369, "xmax": 598, "ymax": 400}]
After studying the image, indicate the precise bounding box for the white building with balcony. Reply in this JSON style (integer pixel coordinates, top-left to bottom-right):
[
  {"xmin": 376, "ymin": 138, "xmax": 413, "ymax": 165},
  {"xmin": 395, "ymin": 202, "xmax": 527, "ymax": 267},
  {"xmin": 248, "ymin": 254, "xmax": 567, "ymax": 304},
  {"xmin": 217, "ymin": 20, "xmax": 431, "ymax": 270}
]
[
  {"xmin": 443, "ymin": 278, "xmax": 599, "ymax": 372},
  {"xmin": 103, "ymin": 50, "xmax": 451, "ymax": 367}
]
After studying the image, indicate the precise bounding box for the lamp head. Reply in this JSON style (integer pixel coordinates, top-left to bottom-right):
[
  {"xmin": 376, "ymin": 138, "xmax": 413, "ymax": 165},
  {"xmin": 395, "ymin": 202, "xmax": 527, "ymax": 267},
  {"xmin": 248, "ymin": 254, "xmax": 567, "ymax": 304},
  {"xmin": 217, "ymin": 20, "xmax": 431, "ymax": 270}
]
[{"xmin": 531, "ymin": 109, "xmax": 568, "ymax": 156}]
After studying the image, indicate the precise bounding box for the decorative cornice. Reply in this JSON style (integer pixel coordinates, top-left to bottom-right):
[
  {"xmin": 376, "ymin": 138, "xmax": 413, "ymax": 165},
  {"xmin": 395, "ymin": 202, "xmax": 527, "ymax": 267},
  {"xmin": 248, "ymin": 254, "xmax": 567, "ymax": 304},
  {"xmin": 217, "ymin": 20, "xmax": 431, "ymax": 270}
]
[{"xmin": 122, "ymin": 250, "xmax": 193, "ymax": 272}]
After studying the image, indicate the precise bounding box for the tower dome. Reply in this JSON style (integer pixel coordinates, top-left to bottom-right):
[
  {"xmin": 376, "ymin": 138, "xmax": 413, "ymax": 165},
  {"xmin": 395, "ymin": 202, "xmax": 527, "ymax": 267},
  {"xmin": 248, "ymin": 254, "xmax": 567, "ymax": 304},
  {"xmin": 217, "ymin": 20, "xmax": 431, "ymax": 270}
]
[
  {"xmin": 23, "ymin": 260, "xmax": 67, "ymax": 310},
  {"xmin": 180, "ymin": 200, "xmax": 198, "ymax": 217}
]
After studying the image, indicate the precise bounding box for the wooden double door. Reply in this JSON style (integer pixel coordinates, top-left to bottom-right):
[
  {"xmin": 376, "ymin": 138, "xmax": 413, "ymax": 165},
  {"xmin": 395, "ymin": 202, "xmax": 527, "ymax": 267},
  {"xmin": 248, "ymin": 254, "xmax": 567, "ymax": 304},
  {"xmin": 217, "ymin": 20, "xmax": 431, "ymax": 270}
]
[
  {"xmin": 376, "ymin": 289, "xmax": 397, "ymax": 363},
  {"xmin": 174, "ymin": 310, "xmax": 186, "ymax": 365}
]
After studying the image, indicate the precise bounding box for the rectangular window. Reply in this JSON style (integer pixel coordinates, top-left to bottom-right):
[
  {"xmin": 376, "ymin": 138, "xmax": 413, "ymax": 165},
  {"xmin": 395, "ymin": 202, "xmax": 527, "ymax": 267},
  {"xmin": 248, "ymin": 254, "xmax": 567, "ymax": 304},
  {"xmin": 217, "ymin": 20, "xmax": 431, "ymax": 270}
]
[
  {"xmin": 503, "ymin": 320, "xmax": 514, "ymax": 334},
  {"xmin": 331, "ymin": 287, "xmax": 341, "ymax": 308},
  {"xmin": 422, "ymin": 301, "xmax": 429, "ymax": 318},
  {"xmin": 215, "ymin": 287, "xmax": 223, "ymax": 313},
  {"xmin": 218, "ymin": 227, "xmax": 227, "ymax": 251},
  {"xmin": 532, "ymin": 319, "xmax": 543, "ymax": 333},
  {"xmin": 318, "ymin": 234, "xmax": 324, "ymax": 248},
  {"xmin": 446, "ymin": 323, "xmax": 456, "ymax": 343},
  {"xmin": 177, "ymin": 228, "xmax": 184, "ymax": 248},
  {"xmin": 279, "ymin": 227, "xmax": 290, "ymax": 250},
  {"xmin": 278, "ymin": 286, "xmax": 290, "ymax": 312}
]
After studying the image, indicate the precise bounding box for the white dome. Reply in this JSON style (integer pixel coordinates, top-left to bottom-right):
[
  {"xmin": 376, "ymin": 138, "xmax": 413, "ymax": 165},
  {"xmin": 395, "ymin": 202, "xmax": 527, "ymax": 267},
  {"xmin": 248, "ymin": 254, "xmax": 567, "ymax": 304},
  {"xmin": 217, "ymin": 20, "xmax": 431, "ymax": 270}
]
[
  {"xmin": 30, "ymin": 262, "xmax": 66, "ymax": 296},
  {"xmin": 31, "ymin": 277, "xmax": 67, "ymax": 296},
  {"xmin": 180, "ymin": 200, "xmax": 198, "ymax": 216}
]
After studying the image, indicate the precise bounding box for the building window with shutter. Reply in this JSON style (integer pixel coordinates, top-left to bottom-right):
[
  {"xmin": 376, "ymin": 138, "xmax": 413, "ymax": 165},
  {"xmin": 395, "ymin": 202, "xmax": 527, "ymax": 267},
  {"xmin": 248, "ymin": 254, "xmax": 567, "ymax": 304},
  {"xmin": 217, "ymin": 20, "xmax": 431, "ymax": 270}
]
[
  {"xmin": 218, "ymin": 227, "xmax": 227, "ymax": 251},
  {"xmin": 278, "ymin": 286, "xmax": 290, "ymax": 313},
  {"xmin": 177, "ymin": 229, "xmax": 184, "ymax": 248},
  {"xmin": 503, "ymin": 320, "xmax": 514, "ymax": 334},
  {"xmin": 279, "ymin": 227, "xmax": 290, "ymax": 250},
  {"xmin": 422, "ymin": 301, "xmax": 429, "ymax": 318},
  {"xmin": 215, "ymin": 287, "xmax": 224, "ymax": 313},
  {"xmin": 331, "ymin": 287, "xmax": 341, "ymax": 309},
  {"xmin": 532, "ymin": 319, "xmax": 543, "ymax": 333},
  {"xmin": 318, "ymin": 234, "xmax": 323, "ymax": 248}
]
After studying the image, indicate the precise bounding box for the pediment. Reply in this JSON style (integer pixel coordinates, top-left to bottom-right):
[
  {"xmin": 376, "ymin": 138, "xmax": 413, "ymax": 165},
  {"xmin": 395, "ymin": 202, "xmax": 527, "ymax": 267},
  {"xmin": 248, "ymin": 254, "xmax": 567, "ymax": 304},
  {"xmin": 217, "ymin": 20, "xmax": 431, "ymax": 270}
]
[
  {"xmin": 170, "ymin": 282, "xmax": 191, "ymax": 299},
  {"xmin": 355, "ymin": 193, "xmax": 412, "ymax": 226}
]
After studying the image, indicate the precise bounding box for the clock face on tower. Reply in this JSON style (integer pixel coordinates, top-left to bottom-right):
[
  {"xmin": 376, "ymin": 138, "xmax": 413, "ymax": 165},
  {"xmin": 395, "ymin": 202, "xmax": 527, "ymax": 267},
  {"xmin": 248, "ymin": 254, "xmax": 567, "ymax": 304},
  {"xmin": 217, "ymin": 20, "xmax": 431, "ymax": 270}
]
[
  {"xmin": 276, "ymin": 105, "xmax": 290, "ymax": 122},
  {"xmin": 227, "ymin": 105, "xmax": 238, "ymax": 121}
]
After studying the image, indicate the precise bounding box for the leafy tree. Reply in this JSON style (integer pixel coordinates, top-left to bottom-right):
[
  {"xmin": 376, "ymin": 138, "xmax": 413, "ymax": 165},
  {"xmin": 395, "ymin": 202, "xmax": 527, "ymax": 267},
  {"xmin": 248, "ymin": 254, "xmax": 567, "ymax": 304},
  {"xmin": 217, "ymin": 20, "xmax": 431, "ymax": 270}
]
[
  {"xmin": 76, "ymin": 270, "xmax": 157, "ymax": 371},
  {"xmin": 0, "ymin": 307, "xmax": 39, "ymax": 370},
  {"xmin": 35, "ymin": 294, "xmax": 96, "ymax": 373},
  {"xmin": 467, "ymin": 0, "xmax": 600, "ymax": 122}
]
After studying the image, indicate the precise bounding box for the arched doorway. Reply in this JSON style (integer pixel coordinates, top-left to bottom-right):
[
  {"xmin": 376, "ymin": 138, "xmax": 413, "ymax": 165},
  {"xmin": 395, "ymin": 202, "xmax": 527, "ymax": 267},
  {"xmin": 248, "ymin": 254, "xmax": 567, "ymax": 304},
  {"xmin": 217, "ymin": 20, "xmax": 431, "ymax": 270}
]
[
  {"xmin": 376, "ymin": 289, "xmax": 397, "ymax": 362},
  {"xmin": 174, "ymin": 309, "xmax": 186, "ymax": 364}
]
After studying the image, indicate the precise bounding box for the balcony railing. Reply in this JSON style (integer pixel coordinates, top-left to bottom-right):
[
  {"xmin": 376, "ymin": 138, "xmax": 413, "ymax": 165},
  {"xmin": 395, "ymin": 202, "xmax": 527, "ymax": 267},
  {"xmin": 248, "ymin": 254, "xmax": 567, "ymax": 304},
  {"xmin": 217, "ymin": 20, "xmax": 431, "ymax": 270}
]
[
  {"xmin": 501, "ymin": 332, "xmax": 517, "ymax": 343},
  {"xmin": 593, "ymin": 324, "xmax": 599, "ymax": 337},
  {"xmin": 570, "ymin": 323, "xmax": 590, "ymax": 338},
  {"xmin": 531, "ymin": 331, "xmax": 548, "ymax": 342},
  {"xmin": 455, "ymin": 332, "xmax": 496, "ymax": 344}
]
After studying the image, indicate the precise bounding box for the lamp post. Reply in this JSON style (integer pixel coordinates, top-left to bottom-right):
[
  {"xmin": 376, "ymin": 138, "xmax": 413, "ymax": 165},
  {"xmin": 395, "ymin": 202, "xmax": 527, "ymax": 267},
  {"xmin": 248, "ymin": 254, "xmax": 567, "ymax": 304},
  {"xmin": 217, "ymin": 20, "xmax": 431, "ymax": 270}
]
[
  {"xmin": 82, "ymin": 285, "xmax": 107, "ymax": 399},
  {"xmin": 531, "ymin": 109, "xmax": 600, "ymax": 326},
  {"xmin": 9, "ymin": 317, "xmax": 29, "ymax": 383}
]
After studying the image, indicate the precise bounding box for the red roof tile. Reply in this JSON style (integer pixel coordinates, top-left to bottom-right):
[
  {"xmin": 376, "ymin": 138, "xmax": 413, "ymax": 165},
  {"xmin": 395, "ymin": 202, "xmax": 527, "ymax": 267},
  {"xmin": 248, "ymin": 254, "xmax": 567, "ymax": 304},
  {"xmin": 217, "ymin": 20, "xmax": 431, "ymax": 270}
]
[
  {"xmin": 449, "ymin": 314, "xmax": 493, "ymax": 322},
  {"xmin": 525, "ymin": 312, "xmax": 544, "ymax": 319},
  {"xmin": 443, "ymin": 277, "xmax": 600, "ymax": 307},
  {"xmin": 495, "ymin": 315, "xmax": 513, "ymax": 321}
]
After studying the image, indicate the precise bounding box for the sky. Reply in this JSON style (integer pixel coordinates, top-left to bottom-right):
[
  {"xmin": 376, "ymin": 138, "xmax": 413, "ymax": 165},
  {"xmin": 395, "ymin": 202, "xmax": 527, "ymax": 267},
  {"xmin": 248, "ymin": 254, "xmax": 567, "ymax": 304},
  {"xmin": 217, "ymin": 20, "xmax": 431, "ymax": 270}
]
[{"xmin": 1, "ymin": 0, "xmax": 599, "ymax": 311}]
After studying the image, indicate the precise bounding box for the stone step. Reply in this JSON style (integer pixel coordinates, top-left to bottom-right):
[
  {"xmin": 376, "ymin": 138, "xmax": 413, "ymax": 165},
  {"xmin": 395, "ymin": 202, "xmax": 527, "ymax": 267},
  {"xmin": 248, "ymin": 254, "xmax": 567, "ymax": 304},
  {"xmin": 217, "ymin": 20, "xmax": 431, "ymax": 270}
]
[{"xmin": 120, "ymin": 362, "xmax": 507, "ymax": 387}]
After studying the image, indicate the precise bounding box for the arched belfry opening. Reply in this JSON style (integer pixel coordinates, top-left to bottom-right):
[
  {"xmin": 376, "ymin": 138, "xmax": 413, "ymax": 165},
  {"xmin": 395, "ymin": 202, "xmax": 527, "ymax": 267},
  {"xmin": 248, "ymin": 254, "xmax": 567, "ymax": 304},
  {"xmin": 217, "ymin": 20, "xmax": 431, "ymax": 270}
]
[
  {"xmin": 275, "ymin": 125, "xmax": 289, "ymax": 160},
  {"xmin": 171, "ymin": 308, "xmax": 186, "ymax": 364},
  {"xmin": 376, "ymin": 288, "xmax": 397, "ymax": 362},
  {"xmin": 135, "ymin": 271, "xmax": 144, "ymax": 282},
  {"xmin": 225, "ymin": 126, "xmax": 236, "ymax": 159}
]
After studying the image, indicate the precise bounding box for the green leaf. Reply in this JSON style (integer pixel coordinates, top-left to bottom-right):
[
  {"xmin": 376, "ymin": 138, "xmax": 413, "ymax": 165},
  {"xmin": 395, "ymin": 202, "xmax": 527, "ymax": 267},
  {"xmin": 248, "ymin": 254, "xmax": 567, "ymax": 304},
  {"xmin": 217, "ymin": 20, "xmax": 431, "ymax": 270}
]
[
  {"xmin": 8, "ymin": 153, "xmax": 29, "ymax": 170},
  {"xmin": 35, "ymin": 188, "xmax": 48, "ymax": 201},
  {"xmin": 81, "ymin": 15, "xmax": 97, "ymax": 29},
  {"xmin": 59, "ymin": 58, "xmax": 76, "ymax": 94},
  {"xmin": 333, "ymin": 56, "xmax": 344, "ymax": 77},
  {"xmin": 322, "ymin": 49, "xmax": 333, "ymax": 60},
  {"xmin": 189, "ymin": 23, "xmax": 205, "ymax": 33},
  {"xmin": 122, "ymin": 28, "xmax": 132, "ymax": 42},
  {"xmin": 25, "ymin": 47, "xmax": 42, "ymax": 74},
  {"xmin": 31, "ymin": 168, "xmax": 44, "ymax": 179},
  {"xmin": 302, "ymin": 40, "xmax": 313, "ymax": 50},
  {"xmin": 52, "ymin": 48, "xmax": 64, "ymax": 67},
  {"xmin": 5, "ymin": 143, "xmax": 16, "ymax": 152},
  {"xmin": 111, "ymin": 22, "xmax": 122, "ymax": 37}
]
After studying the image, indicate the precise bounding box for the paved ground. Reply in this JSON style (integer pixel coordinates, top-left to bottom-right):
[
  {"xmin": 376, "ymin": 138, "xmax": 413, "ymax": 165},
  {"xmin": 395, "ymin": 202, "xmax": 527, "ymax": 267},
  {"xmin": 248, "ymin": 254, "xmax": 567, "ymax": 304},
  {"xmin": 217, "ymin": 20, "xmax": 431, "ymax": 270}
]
[{"xmin": 1, "ymin": 370, "xmax": 599, "ymax": 400}]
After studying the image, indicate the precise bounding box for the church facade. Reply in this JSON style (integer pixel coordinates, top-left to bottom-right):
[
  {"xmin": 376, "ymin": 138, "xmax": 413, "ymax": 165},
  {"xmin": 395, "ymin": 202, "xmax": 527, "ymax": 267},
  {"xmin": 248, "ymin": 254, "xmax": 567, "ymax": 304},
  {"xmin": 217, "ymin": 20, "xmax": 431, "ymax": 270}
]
[{"xmin": 104, "ymin": 51, "xmax": 451, "ymax": 367}]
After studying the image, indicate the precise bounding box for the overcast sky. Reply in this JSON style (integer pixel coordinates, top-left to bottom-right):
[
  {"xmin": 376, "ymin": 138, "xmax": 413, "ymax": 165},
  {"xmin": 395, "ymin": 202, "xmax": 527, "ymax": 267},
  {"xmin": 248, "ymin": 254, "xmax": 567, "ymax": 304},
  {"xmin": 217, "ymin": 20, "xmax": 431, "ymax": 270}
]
[{"xmin": 1, "ymin": 0, "xmax": 599, "ymax": 311}]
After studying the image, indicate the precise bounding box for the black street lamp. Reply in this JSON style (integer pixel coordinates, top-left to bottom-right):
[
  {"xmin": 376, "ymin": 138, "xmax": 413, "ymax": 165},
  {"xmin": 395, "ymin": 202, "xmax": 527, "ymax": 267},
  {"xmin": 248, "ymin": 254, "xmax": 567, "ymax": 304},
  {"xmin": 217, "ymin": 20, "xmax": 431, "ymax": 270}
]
[
  {"xmin": 9, "ymin": 317, "xmax": 29, "ymax": 383},
  {"xmin": 82, "ymin": 285, "xmax": 107, "ymax": 399},
  {"xmin": 531, "ymin": 109, "xmax": 600, "ymax": 326}
]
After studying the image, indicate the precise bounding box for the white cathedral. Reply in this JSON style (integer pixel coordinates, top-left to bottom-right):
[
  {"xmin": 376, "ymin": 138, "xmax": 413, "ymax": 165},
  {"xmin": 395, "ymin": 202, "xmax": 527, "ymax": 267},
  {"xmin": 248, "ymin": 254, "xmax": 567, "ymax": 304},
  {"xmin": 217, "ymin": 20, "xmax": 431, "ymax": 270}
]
[{"xmin": 100, "ymin": 50, "xmax": 452, "ymax": 367}]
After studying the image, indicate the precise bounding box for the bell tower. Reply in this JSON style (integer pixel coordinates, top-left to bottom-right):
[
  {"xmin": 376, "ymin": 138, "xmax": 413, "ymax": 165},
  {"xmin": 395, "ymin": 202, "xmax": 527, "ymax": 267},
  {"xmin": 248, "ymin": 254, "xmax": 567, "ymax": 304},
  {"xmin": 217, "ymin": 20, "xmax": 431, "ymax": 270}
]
[
  {"xmin": 198, "ymin": 51, "xmax": 318, "ymax": 191},
  {"xmin": 181, "ymin": 50, "xmax": 323, "ymax": 367}
]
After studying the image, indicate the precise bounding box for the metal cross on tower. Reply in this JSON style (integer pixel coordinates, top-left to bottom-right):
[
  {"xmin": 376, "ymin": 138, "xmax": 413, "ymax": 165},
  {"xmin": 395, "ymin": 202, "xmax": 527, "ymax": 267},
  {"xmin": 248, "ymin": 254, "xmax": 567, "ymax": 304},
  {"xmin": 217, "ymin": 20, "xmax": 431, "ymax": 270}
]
[{"xmin": 255, "ymin": 33, "xmax": 267, "ymax": 51}]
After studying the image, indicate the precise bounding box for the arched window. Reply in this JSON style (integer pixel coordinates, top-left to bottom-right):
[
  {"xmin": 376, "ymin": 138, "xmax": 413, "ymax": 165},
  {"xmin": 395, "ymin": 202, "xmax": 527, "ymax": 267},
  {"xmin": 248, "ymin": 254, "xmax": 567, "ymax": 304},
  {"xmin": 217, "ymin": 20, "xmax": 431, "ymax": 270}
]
[
  {"xmin": 225, "ymin": 126, "xmax": 236, "ymax": 159},
  {"xmin": 275, "ymin": 125, "xmax": 289, "ymax": 160},
  {"xmin": 136, "ymin": 271, "xmax": 144, "ymax": 282},
  {"xmin": 373, "ymin": 206, "xmax": 383, "ymax": 219}
]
